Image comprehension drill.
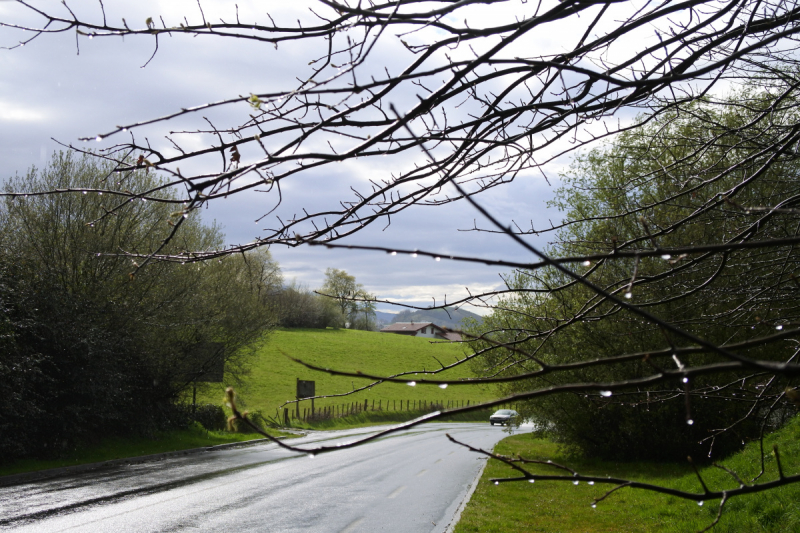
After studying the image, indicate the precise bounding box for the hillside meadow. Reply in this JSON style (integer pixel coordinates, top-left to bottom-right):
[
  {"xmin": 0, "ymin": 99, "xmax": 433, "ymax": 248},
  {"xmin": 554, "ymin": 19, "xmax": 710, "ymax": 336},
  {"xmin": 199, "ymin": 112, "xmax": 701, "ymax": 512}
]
[{"xmin": 196, "ymin": 328, "xmax": 497, "ymax": 420}]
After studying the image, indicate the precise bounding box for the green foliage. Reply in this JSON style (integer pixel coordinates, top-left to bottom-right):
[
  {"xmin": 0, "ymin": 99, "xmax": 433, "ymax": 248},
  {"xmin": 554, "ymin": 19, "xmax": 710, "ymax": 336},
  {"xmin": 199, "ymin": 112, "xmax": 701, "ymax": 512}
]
[
  {"xmin": 469, "ymin": 90, "xmax": 800, "ymax": 462},
  {"xmin": 276, "ymin": 280, "xmax": 341, "ymax": 329},
  {"xmin": 320, "ymin": 267, "xmax": 358, "ymax": 317},
  {"xmin": 193, "ymin": 404, "xmax": 227, "ymax": 431},
  {"xmin": 319, "ymin": 268, "xmax": 376, "ymax": 330},
  {"xmin": 0, "ymin": 152, "xmax": 280, "ymax": 461},
  {"xmin": 455, "ymin": 415, "xmax": 800, "ymax": 533}
]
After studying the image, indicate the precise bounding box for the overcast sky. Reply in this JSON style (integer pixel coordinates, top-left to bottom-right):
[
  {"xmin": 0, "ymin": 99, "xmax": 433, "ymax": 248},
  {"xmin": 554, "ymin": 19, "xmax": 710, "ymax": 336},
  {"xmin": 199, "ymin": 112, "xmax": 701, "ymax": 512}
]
[{"xmin": 0, "ymin": 0, "xmax": 641, "ymax": 314}]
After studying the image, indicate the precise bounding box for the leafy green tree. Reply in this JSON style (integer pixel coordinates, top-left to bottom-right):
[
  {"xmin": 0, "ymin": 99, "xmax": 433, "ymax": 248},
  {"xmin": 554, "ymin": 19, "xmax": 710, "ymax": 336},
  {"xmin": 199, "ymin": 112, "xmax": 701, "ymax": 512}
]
[
  {"xmin": 316, "ymin": 269, "xmax": 376, "ymax": 330},
  {"xmin": 349, "ymin": 289, "xmax": 378, "ymax": 331},
  {"xmin": 276, "ymin": 281, "xmax": 341, "ymax": 329},
  {"xmin": 0, "ymin": 152, "xmax": 281, "ymax": 460},
  {"xmin": 470, "ymin": 91, "xmax": 800, "ymax": 461},
  {"xmin": 319, "ymin": 268, "xmax": 359, "ymax": 319}
]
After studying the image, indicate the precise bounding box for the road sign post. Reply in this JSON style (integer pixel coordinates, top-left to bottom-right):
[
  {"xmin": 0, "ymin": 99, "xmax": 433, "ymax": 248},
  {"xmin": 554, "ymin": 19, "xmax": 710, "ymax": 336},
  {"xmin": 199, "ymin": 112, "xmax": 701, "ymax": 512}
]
[{"xmin": 297, "ymin": 379, "xmax": 315, "ymax": 419}]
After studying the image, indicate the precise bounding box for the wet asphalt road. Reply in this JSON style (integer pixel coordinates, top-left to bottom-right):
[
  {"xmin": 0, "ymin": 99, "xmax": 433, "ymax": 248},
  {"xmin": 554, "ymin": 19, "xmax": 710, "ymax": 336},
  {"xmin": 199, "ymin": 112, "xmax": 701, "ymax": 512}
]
[{"xmin": 0, "ymin": 423, "xmax": 525, "ymax": 532}]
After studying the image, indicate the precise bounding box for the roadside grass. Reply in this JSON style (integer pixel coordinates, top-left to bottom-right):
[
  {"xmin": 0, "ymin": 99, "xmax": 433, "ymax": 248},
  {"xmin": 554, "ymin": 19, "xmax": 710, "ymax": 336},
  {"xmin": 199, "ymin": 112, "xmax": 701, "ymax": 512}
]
[
  {"xmin": 196, "ymin": 328, "xmax": 497, "ymax": 423},
  {"xmin": 289, "ymin": 408, "xmax": 494, "ymax": 430},
  {"xmin": 455, "ymin": 416, "xmax": 800, "ymax": 533},
  {"xmin": 0, "ymin": 424, "xmax": 292, "ymax": 478}
]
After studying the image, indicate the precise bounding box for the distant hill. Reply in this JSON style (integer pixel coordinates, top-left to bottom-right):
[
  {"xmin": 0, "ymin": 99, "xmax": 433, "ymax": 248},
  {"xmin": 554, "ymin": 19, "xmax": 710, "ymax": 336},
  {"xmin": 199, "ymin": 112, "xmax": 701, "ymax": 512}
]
[
  {"xmin": 388, "ymin": 307, "xmax": 482, "ymax": 330},
  {"xmin": 374, "ymin": 311, "xmax": 398, "ymax": 325}
]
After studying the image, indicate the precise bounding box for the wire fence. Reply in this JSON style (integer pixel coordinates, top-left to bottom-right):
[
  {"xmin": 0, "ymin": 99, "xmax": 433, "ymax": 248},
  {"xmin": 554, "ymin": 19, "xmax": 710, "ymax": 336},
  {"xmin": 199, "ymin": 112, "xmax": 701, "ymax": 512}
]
[{"xmin": 285, "ymin": 400, "xmax": 521, "ymax": 424}]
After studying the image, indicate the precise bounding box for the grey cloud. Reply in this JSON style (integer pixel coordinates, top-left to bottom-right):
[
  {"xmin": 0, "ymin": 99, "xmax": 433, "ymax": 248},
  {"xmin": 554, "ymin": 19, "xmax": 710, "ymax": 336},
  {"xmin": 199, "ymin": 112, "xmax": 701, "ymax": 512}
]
[{"xmin": 2, "ymin": 1, "xmax": 570, "ymax": 314}]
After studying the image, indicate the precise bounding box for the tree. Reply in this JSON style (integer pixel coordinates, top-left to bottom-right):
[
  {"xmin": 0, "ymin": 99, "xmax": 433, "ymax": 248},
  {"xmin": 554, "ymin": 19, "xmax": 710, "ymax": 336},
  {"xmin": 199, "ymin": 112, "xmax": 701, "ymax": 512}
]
[
  {"xmin": 320, "ymin": 268, "xmax": 359, "ymax": 319},
  {"xmin": 276, "ymin": 281, "xmax": 341, "ymax": 329},
  {"xmin": 6, "ymin": 0, "xmax": 800, "ymax": 524},
  {"xmin": 469, "ymin": 92, "xmax": 800, "ymax": 462},
  {"xmin": 0, "ymin": 152, "xmax": 281, "ymax": 459},
  {"xmin": 350, "ymin": 289, "xmax": 378, "ymax": 331},
  {"xmin": 319, "ymin": 267, "xmax": 377, "ymax": 330}
]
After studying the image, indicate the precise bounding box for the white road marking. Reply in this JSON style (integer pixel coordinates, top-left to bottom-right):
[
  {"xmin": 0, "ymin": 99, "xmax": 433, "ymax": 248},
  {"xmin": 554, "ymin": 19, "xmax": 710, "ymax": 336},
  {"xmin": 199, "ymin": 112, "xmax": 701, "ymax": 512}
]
[
  {"xmin": 387, "ymin": 486, "xmax": 406, "ymax": 499},
  {"xmin": 340, "ymin": 517, "xmax": 364, "ymax": 533}
]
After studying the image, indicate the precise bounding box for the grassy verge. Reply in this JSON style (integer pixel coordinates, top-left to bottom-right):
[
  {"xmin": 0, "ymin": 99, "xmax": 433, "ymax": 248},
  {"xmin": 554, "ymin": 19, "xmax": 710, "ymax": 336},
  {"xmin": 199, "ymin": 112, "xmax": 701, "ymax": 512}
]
[
  {"xmin": 455, "ymin": 417, "xmax": 800, "ymax": 533},
  {"xmin": 289, "ymin": 408, "xmax": 493, "ymax": 430},
  {"xmin": 0, "ymin": 424, "xmax": 293, "ymax": 478},
  {"xmin": 195, "ymin": 328, "xmax": 497, "ymax": 421}
]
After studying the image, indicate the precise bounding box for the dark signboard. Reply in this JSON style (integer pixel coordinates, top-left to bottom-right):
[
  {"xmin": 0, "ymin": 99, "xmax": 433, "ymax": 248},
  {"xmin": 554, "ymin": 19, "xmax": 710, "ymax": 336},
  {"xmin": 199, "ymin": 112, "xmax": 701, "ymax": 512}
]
[
  {"xmin": 185, "ymin": 342, "xmax": 225, "ymax": 383},
  {"xmin": 297, "ymin": 379, "xmax": 315, "ymax": 399}
]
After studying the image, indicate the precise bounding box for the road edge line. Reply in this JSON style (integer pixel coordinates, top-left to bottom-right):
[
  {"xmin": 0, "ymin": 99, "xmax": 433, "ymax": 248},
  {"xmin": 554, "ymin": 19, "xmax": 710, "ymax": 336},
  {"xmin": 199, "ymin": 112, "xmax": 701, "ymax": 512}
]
[{"xmin": 443, "ymin": 455, "xmax": 489, "ymax": 533}]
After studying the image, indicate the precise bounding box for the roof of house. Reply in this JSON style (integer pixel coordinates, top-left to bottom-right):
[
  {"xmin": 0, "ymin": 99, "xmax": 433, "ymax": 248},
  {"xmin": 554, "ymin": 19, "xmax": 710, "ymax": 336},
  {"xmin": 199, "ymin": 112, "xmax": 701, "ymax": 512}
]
[
  {"xmin": 380, "ymin": 322, "xmax": 464, "ymax": 341},
  {"xmin": 442, "ymin": 331, "xmax": 463, "ymax": 341}
]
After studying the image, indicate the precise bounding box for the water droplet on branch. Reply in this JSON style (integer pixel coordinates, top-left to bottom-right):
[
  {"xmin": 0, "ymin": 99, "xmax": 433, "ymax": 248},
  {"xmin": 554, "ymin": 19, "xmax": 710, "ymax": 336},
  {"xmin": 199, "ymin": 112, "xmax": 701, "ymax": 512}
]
[
  {"xmin": 600, "ymin": 391, "xmax": 612, "ymax": 397},
  {"xmin": 408, "ymin": 381, "xmax": 416, "ymax": 387},
  {"xmin": 438, "ymin": 383, "xmax": 448, "ymax": 389}
]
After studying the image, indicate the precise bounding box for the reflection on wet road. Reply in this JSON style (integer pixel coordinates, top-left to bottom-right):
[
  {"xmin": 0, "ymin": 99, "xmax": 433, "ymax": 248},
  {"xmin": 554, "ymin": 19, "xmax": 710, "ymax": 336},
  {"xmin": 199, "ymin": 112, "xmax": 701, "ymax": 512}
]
[{"xmin": 0, "ymin": 423, "xmax": 525, "ymax": 532}]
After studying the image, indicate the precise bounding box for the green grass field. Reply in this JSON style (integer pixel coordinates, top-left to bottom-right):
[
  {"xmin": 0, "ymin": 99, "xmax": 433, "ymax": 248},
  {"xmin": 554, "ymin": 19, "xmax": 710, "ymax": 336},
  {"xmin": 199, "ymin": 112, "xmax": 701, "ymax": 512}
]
[
  {"xmin": 196, "ymin": 328, "xmax": 497, "ymax": 422},
  {"xmin": 455, "ymin": 416, "xmax": 800, "ymax": 532}
]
